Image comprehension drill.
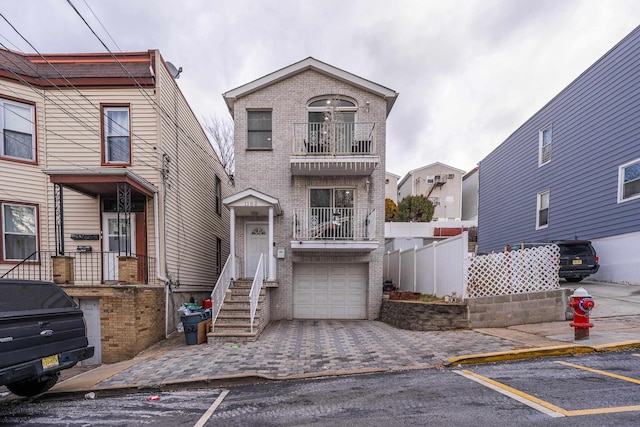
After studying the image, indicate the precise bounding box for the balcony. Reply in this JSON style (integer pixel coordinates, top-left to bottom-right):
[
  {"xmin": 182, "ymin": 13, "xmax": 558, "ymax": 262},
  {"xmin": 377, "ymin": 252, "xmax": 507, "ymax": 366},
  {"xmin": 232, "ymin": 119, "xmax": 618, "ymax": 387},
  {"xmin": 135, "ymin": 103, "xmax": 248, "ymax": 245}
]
[
  {"xmin": 291, "ymin": 208, "xmax": 378, "ymax": 252},
  {"xmin": 291, "ymin": 122, "xmax": 379, "ymax": 176}
]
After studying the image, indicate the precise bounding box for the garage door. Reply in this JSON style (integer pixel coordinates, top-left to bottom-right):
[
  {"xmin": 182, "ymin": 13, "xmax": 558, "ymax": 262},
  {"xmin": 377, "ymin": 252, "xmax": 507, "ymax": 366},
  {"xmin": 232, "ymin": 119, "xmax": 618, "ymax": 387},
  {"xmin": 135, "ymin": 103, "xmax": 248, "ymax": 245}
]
[{"xmin": 293, "ymin": 263, "xmax": 368, "ymax": 319}]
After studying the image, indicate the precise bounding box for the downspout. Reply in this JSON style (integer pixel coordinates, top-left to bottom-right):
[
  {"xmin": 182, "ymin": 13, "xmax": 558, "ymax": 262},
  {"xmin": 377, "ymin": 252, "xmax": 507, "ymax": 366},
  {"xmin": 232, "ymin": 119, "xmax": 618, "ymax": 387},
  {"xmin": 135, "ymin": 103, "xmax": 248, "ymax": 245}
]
[{"xmin": 154, "ymin": 194, "xmax": 170, "ymax": 337}]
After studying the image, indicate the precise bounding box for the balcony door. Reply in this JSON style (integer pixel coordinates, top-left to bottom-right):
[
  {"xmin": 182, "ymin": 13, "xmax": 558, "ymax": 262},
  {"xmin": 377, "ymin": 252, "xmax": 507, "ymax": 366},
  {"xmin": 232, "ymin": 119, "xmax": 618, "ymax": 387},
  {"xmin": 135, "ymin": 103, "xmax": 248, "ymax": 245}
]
[
  {"xmin": 102, "ymin": 213, "xmax": 136, "ymax": 281},
  {"xmin": 308, "ymin": 98, "xmax": 356, "ymax": 153},
  {"xmin": 310, "ymin": 188, "xmax": 354, "ymax": 239}
]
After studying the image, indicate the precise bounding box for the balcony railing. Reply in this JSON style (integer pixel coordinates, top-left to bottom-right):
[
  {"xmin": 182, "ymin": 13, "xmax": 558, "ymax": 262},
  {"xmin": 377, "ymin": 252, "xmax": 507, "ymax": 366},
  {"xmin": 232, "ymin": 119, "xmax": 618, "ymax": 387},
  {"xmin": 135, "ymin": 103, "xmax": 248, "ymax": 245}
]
[
  {"xmin": 0, "ymin": 251, "xmax": 158, "ymax": 285},
  {"xmin": 293, "ymin": 122, "xmax": 376, "ymax": 155},
  {"xmin": 292, "ymin": 208, "xmax": 376, "ymax": 240}
]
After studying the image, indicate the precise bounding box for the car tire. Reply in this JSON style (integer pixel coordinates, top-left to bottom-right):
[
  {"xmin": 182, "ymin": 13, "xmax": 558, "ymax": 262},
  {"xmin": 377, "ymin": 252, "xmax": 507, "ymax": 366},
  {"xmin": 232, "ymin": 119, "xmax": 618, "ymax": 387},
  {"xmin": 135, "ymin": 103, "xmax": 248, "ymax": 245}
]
[
  {"xmin": 565, "ymin": 277, "xmax": 583, "ymax": 283},
  {"xmin": 6, "ymin": 374, "xmax": 59, "ymax": 397}
]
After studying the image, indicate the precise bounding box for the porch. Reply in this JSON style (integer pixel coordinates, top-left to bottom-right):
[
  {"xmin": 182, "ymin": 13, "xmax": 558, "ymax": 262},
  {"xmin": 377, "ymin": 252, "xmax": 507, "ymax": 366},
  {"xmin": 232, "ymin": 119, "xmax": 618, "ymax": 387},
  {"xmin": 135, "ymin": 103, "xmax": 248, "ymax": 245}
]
[{"xmin": 0, "ymin": 250, "xmax": 159, "ymax": 285}]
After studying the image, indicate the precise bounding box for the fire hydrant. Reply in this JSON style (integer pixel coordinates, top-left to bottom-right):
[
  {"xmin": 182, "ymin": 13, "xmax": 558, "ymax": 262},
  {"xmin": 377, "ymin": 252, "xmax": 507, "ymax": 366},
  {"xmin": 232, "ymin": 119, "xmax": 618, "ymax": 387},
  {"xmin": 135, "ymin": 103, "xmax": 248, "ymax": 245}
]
[{"xmin": 569, "ymin": 287, "xmax": 595, "ymax": 340}]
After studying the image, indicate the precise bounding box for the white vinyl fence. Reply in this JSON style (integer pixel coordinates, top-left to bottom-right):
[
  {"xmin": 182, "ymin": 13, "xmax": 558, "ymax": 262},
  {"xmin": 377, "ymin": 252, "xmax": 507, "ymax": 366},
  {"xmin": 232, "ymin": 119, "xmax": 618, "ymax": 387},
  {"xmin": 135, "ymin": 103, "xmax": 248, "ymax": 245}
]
[
  {"xmin": 383, "ymin": 236, "xmax": 560, "ymax": 299},
  {"xmin": 384, "ymin": 232, "xmax": 468, "ymax": 298}
]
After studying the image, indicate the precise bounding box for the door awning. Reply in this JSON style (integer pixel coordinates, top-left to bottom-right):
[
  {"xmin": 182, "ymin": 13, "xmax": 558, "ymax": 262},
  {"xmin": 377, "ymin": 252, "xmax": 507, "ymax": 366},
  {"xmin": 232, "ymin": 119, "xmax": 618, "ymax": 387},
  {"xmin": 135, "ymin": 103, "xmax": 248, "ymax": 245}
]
[
  {"xmin": 43, "ymin": 168, "xmax": 158, "ymax": 198},
  {"xmin": 223, "ymin": 188, "xmax": 282, "ymax": 217}
]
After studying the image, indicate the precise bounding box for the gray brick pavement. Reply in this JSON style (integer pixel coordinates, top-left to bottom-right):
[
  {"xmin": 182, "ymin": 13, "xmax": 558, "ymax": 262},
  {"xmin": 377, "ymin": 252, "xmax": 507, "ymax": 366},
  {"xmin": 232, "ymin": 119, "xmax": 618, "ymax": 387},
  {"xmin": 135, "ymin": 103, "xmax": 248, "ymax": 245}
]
[{"xmin": 97, "ymin": 320, "xmax": 526, "ymax": 387}]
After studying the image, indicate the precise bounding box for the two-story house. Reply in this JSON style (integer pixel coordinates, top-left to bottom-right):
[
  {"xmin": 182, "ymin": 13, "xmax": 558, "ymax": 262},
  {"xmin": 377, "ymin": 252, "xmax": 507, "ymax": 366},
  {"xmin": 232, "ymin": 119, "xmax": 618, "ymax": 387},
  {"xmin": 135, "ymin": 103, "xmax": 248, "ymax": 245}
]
[
  {"xmin": 385, "ymin": 171, "xmax": 401, "ymax": 204},
  {"xmin": 222, "ymin": 57, "xmax": 398, "ymax": 322},
  {"xmin": 397, "ymin": 162, "xmax": 465, "ymax": 221},
  {"xmin": 0, "ymin": 48, "xmax": 230, "ymax": 362},
  {"xmin": 477, "ymin": 25, "xmax": 640, "ymax": 285}
]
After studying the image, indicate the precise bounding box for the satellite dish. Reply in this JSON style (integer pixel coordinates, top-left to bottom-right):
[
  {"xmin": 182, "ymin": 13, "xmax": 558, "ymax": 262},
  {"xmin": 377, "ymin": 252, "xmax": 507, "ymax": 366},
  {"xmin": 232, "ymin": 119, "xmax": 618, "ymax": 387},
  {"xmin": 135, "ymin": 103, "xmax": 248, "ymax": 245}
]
[{"xmin": 166, "ymin": 61, "xmax": 183, "ymax": 79}]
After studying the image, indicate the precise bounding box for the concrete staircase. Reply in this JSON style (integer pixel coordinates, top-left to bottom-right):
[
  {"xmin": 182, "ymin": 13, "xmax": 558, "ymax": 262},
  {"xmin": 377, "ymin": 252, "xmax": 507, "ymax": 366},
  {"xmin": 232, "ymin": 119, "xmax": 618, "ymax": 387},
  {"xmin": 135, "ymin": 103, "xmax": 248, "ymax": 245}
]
[{"xmin": 207, "ymin": 280, "xmax": 268, "ymax": 344}]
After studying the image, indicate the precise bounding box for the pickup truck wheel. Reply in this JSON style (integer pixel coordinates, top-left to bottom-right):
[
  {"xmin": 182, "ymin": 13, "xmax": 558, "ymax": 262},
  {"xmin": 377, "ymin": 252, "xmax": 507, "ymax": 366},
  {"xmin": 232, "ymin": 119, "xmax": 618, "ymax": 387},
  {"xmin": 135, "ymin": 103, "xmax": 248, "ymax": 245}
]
[{"xmin": 6, "ymin": 373, "xmax": 59, "ymax": 397}]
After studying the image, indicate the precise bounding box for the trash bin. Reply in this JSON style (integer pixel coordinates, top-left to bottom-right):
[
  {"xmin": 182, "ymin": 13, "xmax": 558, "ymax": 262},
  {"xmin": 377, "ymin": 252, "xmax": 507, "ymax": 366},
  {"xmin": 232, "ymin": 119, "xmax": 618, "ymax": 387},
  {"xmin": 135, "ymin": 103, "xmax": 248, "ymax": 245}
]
[{"xmin": 180, "ymin": 312, "xmax": 204, "ymax": 345}]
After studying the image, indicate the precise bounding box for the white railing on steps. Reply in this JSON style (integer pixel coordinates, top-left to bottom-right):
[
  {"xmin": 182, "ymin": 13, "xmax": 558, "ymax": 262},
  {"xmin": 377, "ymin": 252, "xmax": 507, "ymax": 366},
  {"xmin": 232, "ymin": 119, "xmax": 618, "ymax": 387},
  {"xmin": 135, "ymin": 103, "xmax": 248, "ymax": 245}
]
[
  {"xmin": 249, "ymin": 254, "xmax": 265, "ymax": 334},
  {"xmin": 210, "ymin": 254, "xmax": 233, "ymax": 326}
]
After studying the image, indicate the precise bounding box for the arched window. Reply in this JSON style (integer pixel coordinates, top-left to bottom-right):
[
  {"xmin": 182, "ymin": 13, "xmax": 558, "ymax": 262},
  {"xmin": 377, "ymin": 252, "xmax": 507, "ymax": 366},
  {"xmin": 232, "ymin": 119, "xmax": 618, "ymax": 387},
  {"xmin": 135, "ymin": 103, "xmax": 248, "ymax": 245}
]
[{"xmin": 306, "ymin": 97, "xmax": 357, "ymax": 153}]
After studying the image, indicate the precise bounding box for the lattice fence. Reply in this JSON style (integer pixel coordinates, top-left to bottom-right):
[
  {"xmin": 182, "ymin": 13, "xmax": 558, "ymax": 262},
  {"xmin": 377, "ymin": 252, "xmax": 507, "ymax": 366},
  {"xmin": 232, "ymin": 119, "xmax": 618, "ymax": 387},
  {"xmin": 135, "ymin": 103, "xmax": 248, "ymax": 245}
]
[{"xmin": 464, "ymin": 245, "xmax": 560, "ymax": 298}]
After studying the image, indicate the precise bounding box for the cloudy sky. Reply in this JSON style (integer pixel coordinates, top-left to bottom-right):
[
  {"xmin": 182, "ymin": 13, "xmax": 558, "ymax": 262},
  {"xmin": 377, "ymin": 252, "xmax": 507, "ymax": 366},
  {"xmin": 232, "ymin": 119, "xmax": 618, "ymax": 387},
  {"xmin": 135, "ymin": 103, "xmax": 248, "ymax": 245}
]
[{"xmin": 1, "ymin": 0, "xmax": 639, "ymax": 177}]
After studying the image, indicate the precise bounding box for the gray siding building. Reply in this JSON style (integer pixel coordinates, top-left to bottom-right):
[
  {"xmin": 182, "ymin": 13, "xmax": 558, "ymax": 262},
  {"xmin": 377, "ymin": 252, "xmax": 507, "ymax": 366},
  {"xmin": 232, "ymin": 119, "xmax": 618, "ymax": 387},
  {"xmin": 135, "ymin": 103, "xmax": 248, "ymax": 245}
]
[{"xmin": 478, "ymin": 25, "xmax": 640, "ymax": 284}]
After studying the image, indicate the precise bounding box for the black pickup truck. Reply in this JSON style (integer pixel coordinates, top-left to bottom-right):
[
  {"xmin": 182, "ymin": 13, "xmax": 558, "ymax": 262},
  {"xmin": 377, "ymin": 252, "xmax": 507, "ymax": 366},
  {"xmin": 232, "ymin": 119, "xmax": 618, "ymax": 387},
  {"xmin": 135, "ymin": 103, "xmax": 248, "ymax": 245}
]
[{"xmin": 0, "ymin": 279, "xmax": 94, "ymax": 396}]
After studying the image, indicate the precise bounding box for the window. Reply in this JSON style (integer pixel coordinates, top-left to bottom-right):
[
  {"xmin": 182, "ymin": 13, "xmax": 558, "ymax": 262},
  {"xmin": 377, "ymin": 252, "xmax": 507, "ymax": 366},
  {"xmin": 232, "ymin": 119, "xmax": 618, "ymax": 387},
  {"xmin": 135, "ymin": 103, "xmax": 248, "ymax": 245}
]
[
  {"xmin": 0, "ymin": 97, "xmax": 35, "ymax": 162},
  {"xmin": 215, "ymin": 175, "xmax": 222, "ymax": 214},
  {"xmin": 539, "ymin": 124, "xmax": 552, "ymax": 166},
  {"xmin": 536, "ymin": 190, "xmax": 550, "ymax": 229},
  {"xmin": 307, "ymin": 98, "xmax": 356, "ymax": 153},
  {"xmin": 216, "ymin": 237, "xmax": 222, "ymax": 274},
  {"xmin": 618, "ymin": 158, "xmax": 640, "ymax": 202},
  {"xmin": 447, "ymin": 174, "xmax": 455, "ymax": 180},
  {"xmin": 247, "ymin": 111, "xmax": 272, "ymax": 149},
  {"xmin": 102, "ymin": 106, "xmax": 131, "ymax": 164},
  {"xmin": 2, "ymin": 202, "xmax": 38, "ymax": 262},
  {"xmin": 309, "ymin": 188, "xmax": 354, "ymax": 238}
]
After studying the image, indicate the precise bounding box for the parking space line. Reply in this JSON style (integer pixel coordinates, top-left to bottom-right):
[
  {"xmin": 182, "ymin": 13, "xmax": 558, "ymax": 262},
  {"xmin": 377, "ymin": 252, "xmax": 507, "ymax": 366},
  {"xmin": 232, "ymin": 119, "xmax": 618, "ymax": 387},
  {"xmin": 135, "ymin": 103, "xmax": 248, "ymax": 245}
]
[
  {"xmin": 454, "ymin": 370, "xmax": 567, "ymax": 417},
  {"xmin": 555, "ymin": 361, "xmax": 640, "ymax": 384},
  {"xmin": 193, "ymin": 389, "xmax": 229, "ymax": 427}
]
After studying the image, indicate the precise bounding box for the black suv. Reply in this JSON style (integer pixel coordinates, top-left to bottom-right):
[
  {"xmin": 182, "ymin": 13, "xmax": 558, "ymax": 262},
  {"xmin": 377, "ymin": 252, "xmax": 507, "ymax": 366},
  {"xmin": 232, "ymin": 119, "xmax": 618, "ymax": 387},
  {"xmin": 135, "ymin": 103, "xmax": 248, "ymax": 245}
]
[{"xmin": 515, "ymin": 240, "xmax": 599, "ymax": 282}]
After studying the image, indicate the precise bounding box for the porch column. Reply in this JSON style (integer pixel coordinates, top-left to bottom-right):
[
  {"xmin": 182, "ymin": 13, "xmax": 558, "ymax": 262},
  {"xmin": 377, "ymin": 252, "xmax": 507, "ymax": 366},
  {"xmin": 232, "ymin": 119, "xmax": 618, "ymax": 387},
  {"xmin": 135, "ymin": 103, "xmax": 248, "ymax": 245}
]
[
  {"xmin": 230, "ymin": 207, "xmax": 236, "ymax": 279},
  {"xmin": 268, "ymin": 206, "xmax": 274, "ymax": 280}
]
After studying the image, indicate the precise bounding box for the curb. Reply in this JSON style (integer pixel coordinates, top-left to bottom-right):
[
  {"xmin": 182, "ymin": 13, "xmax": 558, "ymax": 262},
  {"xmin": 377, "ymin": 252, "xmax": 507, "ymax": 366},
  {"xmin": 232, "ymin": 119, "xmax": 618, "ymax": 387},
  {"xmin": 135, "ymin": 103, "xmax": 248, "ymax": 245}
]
[{"xmin": 445, "ymin": 340, "xmax": 640, "ymax": 366}]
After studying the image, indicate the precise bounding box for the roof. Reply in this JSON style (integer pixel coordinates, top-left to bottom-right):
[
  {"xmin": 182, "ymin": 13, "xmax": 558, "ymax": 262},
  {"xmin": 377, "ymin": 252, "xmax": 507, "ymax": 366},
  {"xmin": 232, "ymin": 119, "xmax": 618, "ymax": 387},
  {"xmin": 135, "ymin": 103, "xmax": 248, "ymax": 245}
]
[
  {"xmin": 0, "ymin": 48, "xmax": 156, "ymax": 88},
  {"xmin": 398, "ymin": 162, "xmax": 466, "ymax": 187},
  {"xmin": 222, "ymin": 57, "xmax": 398, "ymax": 116}
]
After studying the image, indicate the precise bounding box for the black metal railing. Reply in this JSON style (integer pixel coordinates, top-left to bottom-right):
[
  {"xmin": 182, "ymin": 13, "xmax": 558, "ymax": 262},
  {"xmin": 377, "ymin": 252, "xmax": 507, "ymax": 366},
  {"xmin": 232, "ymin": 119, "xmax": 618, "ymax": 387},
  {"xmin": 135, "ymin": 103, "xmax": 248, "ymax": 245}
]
[{"xmin": 0, "ymin": 251, "xmax": 157, "ymax": 285}]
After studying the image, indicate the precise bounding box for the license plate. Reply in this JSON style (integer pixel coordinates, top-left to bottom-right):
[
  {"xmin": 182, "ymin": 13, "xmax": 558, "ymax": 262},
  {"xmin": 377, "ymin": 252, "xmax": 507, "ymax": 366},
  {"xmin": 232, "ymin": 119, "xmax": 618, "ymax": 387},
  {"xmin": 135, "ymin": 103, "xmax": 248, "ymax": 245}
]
[
  {"xmin": 572, "ymin": 259, "xmax": 583, "ymax": 265},
  {"xmin": 41, "ymin": 355, "xmax": 59, "ymax": 370}
]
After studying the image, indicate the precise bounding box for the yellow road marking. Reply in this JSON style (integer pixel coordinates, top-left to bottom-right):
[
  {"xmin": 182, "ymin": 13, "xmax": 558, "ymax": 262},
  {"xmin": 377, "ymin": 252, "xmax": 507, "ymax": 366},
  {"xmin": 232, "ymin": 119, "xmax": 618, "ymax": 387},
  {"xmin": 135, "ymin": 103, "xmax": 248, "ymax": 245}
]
[
  {"xmin": 555, "ymin": 361, "xmax": 640, "ymax": 384},
  {"xmin": 459, "ymin": 368, "xmax": 640, "ymax": 417},
  {"xmin": 633, "ymin": 354, "xmax": 640, "ymax": 357},
  {"xmin": 457, "ymin": 370, "xmax": 568, "ymax": 417}
]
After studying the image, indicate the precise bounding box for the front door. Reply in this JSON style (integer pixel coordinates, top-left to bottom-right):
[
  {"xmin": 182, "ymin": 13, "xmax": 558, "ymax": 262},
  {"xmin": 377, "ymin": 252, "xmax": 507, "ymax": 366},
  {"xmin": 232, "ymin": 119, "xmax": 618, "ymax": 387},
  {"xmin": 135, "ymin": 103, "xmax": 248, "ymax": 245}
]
[
  {"xmin": 102, "ymin": 213, "xmax": 136, "ymax": 281},
  {"xmin": 78, "ymin": 298, "xmax": 101, "ymax": 365},
  {"xmin": 245, "ymin": 223, "xmax": 268, "ymax": 278}
]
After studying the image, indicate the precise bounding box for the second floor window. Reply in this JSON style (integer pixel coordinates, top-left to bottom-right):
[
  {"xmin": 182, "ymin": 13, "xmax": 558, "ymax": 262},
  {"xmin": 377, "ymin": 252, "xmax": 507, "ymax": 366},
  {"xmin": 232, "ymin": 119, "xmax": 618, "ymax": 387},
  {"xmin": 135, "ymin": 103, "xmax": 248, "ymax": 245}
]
[
  {"xmin": 1, "ymin": 98, "xmax": 35, "ymax": 162},
  {"xmin": 539, "ymin": 124, "xmax": 552, "ymax": 166},
  {"xmin": 247, "ymin": 111, "xmax": 272, "ymax": 149},
  {"xmin": 103, "ymin": 106, "xmax": 131, "ymax": 164},
  {"xmin": 215, "ymin": 175, "xmax": 222, "ymax": 214}
]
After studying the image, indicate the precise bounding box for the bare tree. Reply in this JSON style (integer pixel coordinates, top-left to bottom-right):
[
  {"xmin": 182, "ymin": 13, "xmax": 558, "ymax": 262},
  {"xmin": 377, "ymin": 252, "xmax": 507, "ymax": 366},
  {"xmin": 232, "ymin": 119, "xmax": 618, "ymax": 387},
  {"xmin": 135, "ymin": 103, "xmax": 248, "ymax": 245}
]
[{"xmin": 203, "ymin": 114, "xmax": 235, "ymax": 176}]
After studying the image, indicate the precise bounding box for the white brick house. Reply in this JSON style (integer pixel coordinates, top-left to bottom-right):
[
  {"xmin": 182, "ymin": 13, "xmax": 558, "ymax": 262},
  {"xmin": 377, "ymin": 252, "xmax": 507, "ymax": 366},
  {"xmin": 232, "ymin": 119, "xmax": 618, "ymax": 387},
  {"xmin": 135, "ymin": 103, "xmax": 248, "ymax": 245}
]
[{"xmin": 223, "ymin": 58, "xmax": 398, "ymax": 320}]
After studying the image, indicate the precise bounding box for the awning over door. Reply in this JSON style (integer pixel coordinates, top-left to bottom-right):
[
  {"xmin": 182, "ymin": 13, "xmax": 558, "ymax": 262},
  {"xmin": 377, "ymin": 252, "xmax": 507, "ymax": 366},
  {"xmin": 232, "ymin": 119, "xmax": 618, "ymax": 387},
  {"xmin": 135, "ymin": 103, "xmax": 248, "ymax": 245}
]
[{"xmin": 43, "ymin": 168, "xmax": 157, "ymax": 197}]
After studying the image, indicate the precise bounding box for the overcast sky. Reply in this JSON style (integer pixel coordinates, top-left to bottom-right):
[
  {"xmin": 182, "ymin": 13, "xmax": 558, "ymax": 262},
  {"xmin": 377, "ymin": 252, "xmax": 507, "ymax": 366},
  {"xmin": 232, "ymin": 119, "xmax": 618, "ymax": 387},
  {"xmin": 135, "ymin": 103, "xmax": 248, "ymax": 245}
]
[{"xmin": 1, "ymin": 0, "xmax": 639, "ymax": 177}]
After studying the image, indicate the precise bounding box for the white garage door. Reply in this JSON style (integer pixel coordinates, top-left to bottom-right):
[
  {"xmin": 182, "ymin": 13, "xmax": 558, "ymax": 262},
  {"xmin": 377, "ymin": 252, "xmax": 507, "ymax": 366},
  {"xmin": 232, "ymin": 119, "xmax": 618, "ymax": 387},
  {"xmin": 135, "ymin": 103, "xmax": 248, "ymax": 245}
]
[{"xmin": 293, "ymin": 263, "xmax": 368, "ymax": 319}]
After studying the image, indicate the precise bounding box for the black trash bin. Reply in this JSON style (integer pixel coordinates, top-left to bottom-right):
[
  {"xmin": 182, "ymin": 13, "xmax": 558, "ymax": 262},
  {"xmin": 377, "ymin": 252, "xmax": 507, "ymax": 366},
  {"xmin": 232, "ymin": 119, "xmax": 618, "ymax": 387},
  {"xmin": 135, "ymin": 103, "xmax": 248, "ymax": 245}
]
[{"xmin": 181, "ymin": 312, "xmax": 203, "ymax": 345}]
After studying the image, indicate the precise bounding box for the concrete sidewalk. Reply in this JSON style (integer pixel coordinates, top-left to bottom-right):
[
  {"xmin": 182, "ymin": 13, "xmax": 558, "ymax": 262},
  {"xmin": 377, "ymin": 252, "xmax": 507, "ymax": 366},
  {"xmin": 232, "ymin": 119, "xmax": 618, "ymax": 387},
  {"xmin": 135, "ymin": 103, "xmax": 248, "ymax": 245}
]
[{"xmin": 45, "ymin": 314, "xmax": 640, "ymax": 397}]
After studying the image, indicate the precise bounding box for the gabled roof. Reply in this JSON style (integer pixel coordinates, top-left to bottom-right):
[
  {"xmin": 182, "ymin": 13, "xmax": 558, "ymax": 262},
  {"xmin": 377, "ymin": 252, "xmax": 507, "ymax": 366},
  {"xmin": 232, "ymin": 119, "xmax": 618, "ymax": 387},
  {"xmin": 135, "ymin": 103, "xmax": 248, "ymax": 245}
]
[
  {"xmin": 398, "ymin": 162, "xmax": 466, "ymax": 187},
  {"xmin": 223, "ymin": 57, "xmax": 398, "ymax": 116},
  {"xmin": 223, "ymin": 188, "xmax": 282, "ymax": 216}
]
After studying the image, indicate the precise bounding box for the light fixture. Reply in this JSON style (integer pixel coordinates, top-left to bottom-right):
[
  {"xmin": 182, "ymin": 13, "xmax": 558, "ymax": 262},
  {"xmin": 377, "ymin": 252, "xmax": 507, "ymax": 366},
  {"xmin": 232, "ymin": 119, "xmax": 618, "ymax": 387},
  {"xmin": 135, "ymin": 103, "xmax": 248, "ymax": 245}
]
[{"xmin": 365, "ymin": 179, "xmax": 371, "ymax": 193}]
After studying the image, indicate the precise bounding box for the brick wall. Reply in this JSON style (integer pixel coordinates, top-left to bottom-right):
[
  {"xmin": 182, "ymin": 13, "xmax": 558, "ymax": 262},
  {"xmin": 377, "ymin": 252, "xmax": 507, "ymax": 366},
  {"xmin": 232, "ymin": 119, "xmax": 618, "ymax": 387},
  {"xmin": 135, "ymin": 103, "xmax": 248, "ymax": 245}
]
[
  {"xmin": 232, "ymin": 69, "xmax": 388, "ymax": 321},
  {"xmin": 62, "ymin": 285, "xmax": 165, "ymax": 364}
]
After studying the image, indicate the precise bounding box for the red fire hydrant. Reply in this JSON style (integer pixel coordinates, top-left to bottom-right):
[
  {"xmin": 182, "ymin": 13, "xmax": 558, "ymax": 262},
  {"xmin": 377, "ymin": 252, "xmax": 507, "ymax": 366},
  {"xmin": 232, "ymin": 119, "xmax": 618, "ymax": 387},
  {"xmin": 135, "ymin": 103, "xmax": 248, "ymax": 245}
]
[{"xmin": 569, "ymin": 287, "xmax": 595, "ymax": 340}]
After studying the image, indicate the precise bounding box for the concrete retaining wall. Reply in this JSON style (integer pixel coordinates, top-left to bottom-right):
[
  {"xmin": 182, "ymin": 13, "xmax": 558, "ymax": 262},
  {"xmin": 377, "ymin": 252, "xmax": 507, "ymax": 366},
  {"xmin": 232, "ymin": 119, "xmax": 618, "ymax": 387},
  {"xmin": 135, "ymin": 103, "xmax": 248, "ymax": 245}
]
[
  {"xmin": 466, "ymin": 289, "xmax": 571, "ymax": 328},
  {"xmin": 379, "ymin": 288, "xmax": 571, "ymax": 331}
]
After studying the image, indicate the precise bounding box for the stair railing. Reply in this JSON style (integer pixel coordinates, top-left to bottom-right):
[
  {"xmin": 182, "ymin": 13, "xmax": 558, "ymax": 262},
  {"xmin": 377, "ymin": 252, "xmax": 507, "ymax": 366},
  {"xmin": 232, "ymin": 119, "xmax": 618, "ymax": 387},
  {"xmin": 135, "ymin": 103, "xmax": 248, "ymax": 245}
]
[
  {"xmin": 249, "ymin": 254, "xmax": 265, "ymax": 333},
  {"xmin": 211, "ymin": 254, "xmax": 233, "ymax": 326}
]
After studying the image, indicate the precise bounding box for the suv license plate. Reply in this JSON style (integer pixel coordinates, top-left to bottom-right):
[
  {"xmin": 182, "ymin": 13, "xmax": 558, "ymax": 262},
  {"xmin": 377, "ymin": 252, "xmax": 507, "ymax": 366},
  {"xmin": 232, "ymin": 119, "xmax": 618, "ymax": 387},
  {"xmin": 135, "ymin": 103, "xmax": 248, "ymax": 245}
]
[
  {"xmin": 41, "ymin": 355, "xmax": 59, "ymax": 370},
  {"xmin": 572, "ymin": 259, "xmax": 583, "ymax": 265}
]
